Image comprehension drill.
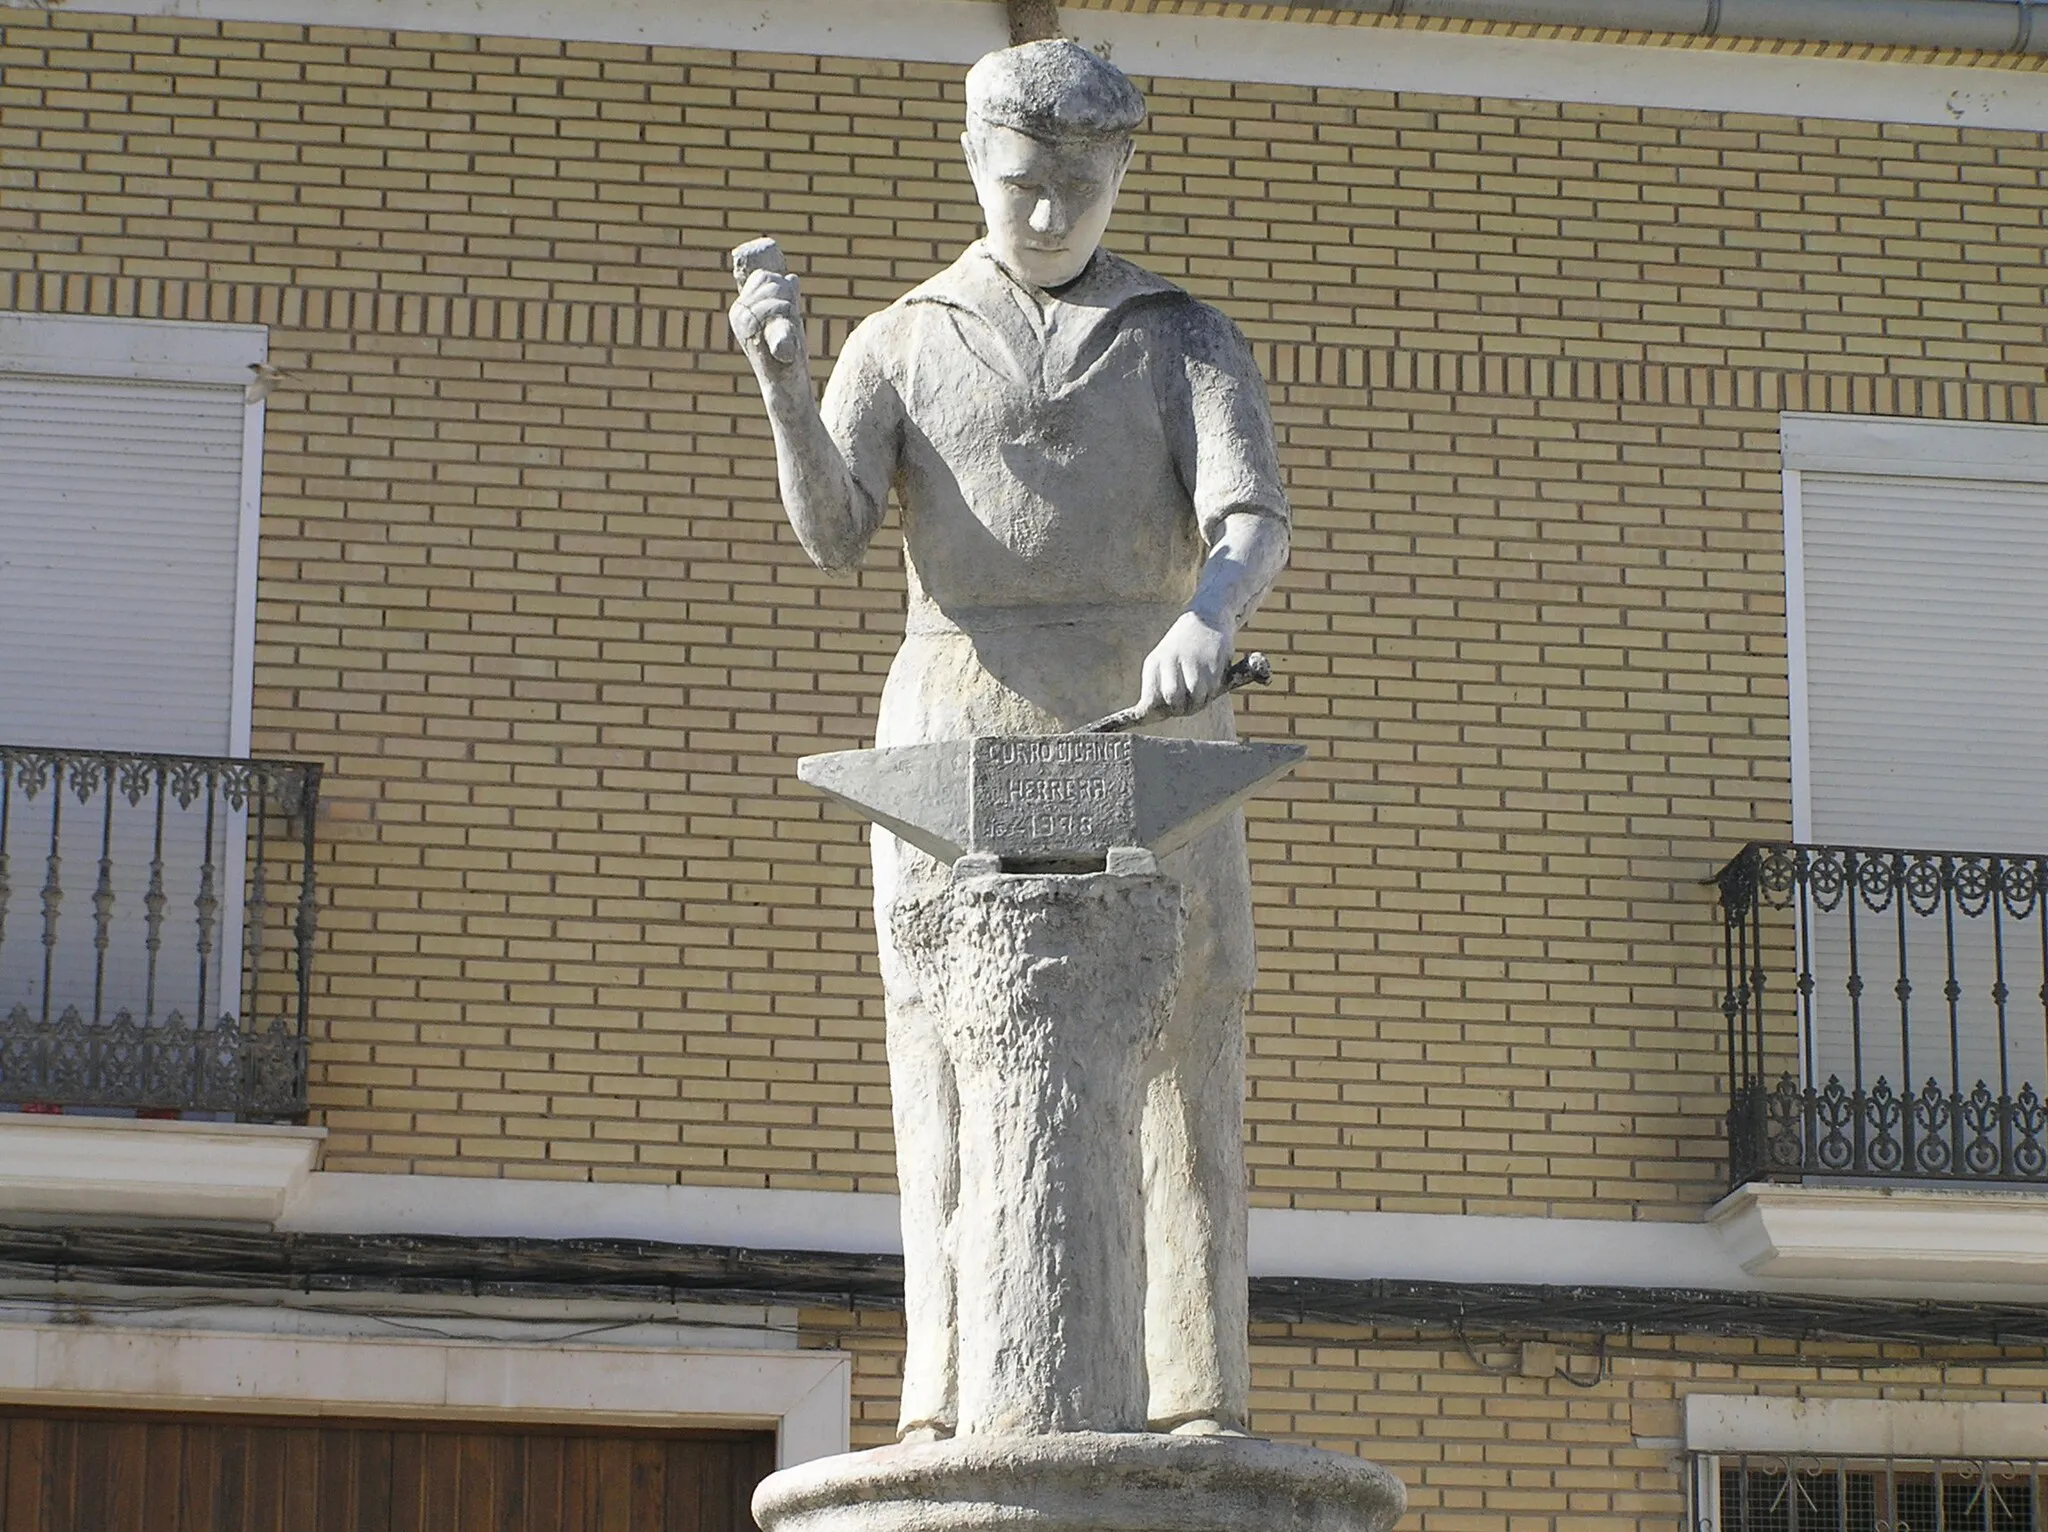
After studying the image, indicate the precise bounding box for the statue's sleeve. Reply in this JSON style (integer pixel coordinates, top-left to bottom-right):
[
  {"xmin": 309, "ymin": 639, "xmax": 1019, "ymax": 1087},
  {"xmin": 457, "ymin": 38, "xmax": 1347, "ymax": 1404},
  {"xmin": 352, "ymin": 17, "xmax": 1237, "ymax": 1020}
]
[
  {"xmin": 1169, "ymin": 305, "xmax": 1290, "ymax": 546},
  {"xmin": 819, "ymin": 311, "xmax": 907, "ymax": 546}
]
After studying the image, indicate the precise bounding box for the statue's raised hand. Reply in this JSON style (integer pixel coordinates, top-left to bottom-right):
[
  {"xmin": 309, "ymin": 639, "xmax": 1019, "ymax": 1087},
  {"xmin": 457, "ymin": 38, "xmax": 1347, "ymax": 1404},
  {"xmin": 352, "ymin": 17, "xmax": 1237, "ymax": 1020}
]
[
  {"xmin": 729, "ymin": 237, "xmax": 806, "ymax": 374},
  {"xmin": 1138, "ymin": 610, "xmax": 1233, "ymax": 719}
]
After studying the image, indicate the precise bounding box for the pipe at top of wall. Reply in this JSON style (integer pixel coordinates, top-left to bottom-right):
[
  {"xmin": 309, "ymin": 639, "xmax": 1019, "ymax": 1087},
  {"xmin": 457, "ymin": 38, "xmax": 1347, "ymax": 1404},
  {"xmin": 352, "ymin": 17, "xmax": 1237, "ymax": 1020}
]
[{"xmin": 1322, "ymin": 0, "xmax": 2047, "ymax": 54}]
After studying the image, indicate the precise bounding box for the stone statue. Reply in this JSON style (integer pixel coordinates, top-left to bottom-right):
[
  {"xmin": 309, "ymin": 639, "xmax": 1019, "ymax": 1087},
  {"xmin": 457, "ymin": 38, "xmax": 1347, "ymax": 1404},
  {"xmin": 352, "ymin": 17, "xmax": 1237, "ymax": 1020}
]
[
  {"xmin": 735, "ymin": 37, "xmax": 1404, "ymax": 1532},
  {"xmin": 729, "ymin": 39, "xmax": 1288, "ymax": 1444}
]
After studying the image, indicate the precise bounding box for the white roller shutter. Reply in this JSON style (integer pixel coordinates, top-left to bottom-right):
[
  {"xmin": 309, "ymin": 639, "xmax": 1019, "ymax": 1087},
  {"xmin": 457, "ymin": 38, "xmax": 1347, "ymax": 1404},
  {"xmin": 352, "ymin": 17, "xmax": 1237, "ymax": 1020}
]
[
  {"xmin": 1800, "ymin": 471, "xmax": 2048, "ymax": 852},
  {"xmin": 0, "ymin": 374, "xmax": 247, "ymax": 755}
]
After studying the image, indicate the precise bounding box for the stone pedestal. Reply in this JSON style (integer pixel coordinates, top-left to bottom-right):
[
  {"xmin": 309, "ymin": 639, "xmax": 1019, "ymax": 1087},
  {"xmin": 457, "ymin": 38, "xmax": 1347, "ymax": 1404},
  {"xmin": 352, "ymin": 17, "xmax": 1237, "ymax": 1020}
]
[
  {"xmin": 754, "ymin": 1432, "xmax": 1407, "ymax": 1532},
  {"xmin": 896, "ymin": 870, "xmax": 1184, "ymax": 1436},
  {"xmin": 755, "ymin": 868, "xmax": 1406, "ymax": 1532}
]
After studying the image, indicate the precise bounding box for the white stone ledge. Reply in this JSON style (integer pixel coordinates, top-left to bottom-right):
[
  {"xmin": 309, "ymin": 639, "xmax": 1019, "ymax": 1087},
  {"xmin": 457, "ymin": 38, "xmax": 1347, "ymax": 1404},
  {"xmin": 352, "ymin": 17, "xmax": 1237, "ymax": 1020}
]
[
  {"xmin": 291, "ymin": 1174, "xmax": 2048, "ymax": 1300},
  {"xmin": 1687, "ymin": 1394, "xmax": 2048, "ymax": 1457},
  {"xmin": 1781, "ymin": 413, "xmax": 2048, "ymax": 484},
  {"xmin": 290, "ymin": 1177, "xmax": 1761, "ymax": 1290},
  {"xmin": 0, "ymin": 311, "xmax": 266, "ymax": 385},
  {"xmin": 1248, "ymin": 1205, "xmax": 1752, "ymax": 1289},
  {"xmin": 285, "ymin": 1172, "xmax": 904, "ymax": 1252},
  {"xmin": 0, "ymin": 1320, "xmax": 851, "ymax": 1466},
  {"xmin": 1710, "ymin": 1182, "xmax": 2048, "ymax": 1291},
  {"xmin": 30, "ymin": 1161, "xmax": 2048, "ymax": 1305},
  {"xmin": 0, "ymin": 1114, "xmax": 325, "ymax": 1224},
  {"xmin": 294, "ymin": 1176, "xmax": 1757, "ymax": 1289}
]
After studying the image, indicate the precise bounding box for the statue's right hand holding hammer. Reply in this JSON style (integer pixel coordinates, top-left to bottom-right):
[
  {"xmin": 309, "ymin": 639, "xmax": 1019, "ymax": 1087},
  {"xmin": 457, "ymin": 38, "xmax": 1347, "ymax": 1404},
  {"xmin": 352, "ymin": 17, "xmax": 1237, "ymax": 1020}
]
[
  {"xmin": 727, "ymin": 236, "xmax": 876, "ymax": 574},
  {"xmin": 729, "ymin": 237, "xmax": 807, "ymax": 381}
]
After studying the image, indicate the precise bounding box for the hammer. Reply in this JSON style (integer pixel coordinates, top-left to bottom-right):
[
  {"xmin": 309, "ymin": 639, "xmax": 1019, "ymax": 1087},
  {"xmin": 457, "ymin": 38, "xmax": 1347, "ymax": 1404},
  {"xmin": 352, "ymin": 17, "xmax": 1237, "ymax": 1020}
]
[
  {"xmin": 1075, "ymin": 652, "xmax": 1274, "ymax": 735},
  {"xmin": 730, "ymin": 237, "xmax": 802, "ymax": 366}
]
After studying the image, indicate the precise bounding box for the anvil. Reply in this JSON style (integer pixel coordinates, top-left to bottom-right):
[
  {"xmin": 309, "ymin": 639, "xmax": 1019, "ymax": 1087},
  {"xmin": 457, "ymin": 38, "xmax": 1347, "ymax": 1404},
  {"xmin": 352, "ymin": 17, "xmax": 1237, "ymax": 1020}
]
[{"xmin": 797, "ymin": 734, "xmax": 1306, "ymax": 873}]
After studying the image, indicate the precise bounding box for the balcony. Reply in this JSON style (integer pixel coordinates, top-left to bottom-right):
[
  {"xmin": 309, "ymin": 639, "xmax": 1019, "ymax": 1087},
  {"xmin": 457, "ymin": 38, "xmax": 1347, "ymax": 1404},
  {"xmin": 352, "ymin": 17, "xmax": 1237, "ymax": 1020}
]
[
  {"xmin": 0, "ymin": 744, "xmax": 320, "ymax": 1123},
  {"xmin": 1717, "ymin": 842, "xmax": 2048, "ymax": 1191}
]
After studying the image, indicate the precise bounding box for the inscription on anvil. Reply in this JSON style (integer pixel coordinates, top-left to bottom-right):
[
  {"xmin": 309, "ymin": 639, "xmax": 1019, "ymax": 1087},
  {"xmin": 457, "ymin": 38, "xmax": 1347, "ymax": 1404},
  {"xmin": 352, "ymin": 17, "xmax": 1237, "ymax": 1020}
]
[
  {"xmin": 798, "ymin": 733, "xmax": 1304, "ymax": 867},
  {"xmin": 971, "ymin": 735, "xmax": 1138, "ymax": 864}
]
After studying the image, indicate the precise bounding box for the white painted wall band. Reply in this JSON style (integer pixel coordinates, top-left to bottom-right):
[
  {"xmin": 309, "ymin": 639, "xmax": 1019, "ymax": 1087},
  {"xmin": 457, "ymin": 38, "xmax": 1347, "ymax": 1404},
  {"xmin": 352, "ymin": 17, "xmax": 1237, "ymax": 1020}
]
[
  {"xmin": 288, "ymin": 1172, "xmax": 1759, "ymax": 1287},
  {"xmin": 286, "ymin": 1172, "xmax": 907, "ymax": 1255},
  {"xmin": 0, "ymin": 311, "xmax": 266, "ymax": 386},
  {"xmin": 1782, "ymin": 413, "xmax": 2048, "ymax": 483},
  {"xmin": 1687, "ymin": 1395, "xmax": 2048, "ymax": 1456},
  {"xmin": 284, "ymin": 1173, "xmax": 2048, "ymax": 1302},
  {"xmin": 0, "ymin": 1320, "xmax": 852, "ymax": 1466}
]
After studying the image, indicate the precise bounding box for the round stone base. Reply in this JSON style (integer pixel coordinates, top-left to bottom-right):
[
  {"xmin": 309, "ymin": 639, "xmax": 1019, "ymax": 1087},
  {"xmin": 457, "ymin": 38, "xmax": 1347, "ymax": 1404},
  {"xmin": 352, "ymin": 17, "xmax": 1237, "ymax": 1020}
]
[{"xmin": 752, "ymin": 1431, "xmax": 1407, "ymax": 1532}]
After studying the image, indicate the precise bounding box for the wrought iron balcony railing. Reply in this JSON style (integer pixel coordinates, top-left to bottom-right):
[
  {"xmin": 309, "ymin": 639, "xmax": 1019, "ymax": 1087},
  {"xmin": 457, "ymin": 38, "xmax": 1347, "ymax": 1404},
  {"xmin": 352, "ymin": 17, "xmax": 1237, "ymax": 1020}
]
[
  {"xmin": 1706, "ymin": 1452, "xmax": 2044, "ymax": 1532},
  {"xmin": 0, "ymin": 744, "xmax": 320, "ymax": 1121},
  {"xmin": 1718, "ymin": 841, "xmax": 2048, "ymax": 1189}
]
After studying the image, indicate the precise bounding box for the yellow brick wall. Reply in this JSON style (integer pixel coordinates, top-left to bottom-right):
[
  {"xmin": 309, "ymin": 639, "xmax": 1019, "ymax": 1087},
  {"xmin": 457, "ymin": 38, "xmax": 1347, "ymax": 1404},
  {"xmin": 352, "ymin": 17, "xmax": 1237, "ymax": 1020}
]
[
  {"xmin": 4, "ymin": 12, "xmax": 2047, "ymax": 1211},
  {"xmin": 802, "ymin": 1307, "xmax": 2048, "ymax": 1529}
]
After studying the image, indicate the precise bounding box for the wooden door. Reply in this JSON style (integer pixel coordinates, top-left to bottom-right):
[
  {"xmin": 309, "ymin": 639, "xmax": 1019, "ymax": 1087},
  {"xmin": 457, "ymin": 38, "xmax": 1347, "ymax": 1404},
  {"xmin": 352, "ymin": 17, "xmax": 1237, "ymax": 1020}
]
[{"xmin": 0, "ymin": 1408, "xmax": 777, "ymax": 1532}]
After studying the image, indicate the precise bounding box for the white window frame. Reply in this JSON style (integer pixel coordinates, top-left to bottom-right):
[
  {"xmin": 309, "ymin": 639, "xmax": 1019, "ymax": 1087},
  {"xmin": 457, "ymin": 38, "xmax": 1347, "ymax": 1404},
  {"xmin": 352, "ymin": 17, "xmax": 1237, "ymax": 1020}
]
[
  {"xmin": 0, "ymin": 1317, "xmax": 851, "ymax": 1469},
  {"xmin": 1687, "ymin": 1394, "xmax": 2048, "ymax": 1458},
  {"xmin": 1689, "ymin": 1395, "xmax": 2048, "ymax": 1532},
  {"xmin": 1779, "ymin": 413, "xmax": 2048, "ymax": 844}
]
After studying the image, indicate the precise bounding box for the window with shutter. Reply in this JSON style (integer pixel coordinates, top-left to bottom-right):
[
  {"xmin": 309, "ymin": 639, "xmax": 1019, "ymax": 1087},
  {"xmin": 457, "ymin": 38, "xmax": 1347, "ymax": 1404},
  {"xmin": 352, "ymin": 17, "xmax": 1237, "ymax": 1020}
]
[
  {"xmin": 0, "ymin": 313, "xmax": 267, "ymax": 1040},
  {"xmin": 1781, "ymin": 414, "xmax": 2048, "ymax": 1114}
]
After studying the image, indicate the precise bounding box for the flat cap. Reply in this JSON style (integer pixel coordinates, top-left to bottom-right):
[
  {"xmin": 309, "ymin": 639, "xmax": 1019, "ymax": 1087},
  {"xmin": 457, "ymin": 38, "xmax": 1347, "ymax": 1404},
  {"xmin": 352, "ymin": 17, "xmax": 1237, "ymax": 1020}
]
[{"xmin": 965, "ymin": 39, "xmax": 1146, "ymax": 141}]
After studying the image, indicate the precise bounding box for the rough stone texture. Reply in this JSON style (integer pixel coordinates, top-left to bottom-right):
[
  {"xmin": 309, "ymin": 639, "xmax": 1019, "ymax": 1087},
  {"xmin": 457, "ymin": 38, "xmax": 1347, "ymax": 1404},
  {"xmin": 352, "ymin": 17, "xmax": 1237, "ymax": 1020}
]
[
  {"xmin": 893, "ymin": 872, "xmax": 1185, "ymax": 1436},
  {"xmin": 753, "ymin": 1431, "xmax": 1408, "ymax": 1532},
  {"xmin": 971, "ymin": 37, "xmax": 1144, "ymax": 139},
  {"xmin": 798, "ymin": 742, "xmax": 976, "ymax": 869},
  {"xmin": 732, "ymin": 46, "xmax": 1292, "ymax": 1430}
]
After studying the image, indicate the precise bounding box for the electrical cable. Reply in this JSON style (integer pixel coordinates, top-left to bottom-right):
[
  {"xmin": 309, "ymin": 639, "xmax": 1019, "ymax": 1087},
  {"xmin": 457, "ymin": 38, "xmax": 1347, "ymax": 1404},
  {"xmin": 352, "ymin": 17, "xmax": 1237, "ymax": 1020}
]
[
  {"xmin": 1555, "ymin": 1331, "xmax": 1609, "ymax": 1388},
  {"xmin": 0, "ymin": 1289, "xmax": 808, "ymax": 1345}
]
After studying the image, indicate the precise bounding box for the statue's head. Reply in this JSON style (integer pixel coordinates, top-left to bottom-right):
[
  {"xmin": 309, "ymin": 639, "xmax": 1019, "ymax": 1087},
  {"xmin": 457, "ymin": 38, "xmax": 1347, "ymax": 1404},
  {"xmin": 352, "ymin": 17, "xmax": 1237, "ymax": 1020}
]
[{"xmin": 962, "ymin": 40, "xmax": 1146, "ymax": 289}]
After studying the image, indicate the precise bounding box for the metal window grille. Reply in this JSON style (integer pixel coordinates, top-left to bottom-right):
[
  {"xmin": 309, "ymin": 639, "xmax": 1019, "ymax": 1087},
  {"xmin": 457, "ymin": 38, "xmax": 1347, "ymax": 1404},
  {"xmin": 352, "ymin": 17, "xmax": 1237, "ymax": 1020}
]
[
  {"xmin": 0, "ymin": 744, "xmax": 320, "ymax": 1120},
  {"xmin": 1717, "ymin": 842, "xmax": 2048, "ymax": 1188},
  {"xmin": 1698, "ymin": 1455, "xmax": 2046, "ymax": 1532}
]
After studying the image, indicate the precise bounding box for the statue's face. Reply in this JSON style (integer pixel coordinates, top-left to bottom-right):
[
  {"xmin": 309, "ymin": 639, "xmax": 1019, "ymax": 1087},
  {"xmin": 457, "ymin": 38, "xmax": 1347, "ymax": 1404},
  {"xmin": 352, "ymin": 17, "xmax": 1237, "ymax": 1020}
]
[{"xmin": 962, "ymin": 121, "xmax": 1134, "ymax": 289}]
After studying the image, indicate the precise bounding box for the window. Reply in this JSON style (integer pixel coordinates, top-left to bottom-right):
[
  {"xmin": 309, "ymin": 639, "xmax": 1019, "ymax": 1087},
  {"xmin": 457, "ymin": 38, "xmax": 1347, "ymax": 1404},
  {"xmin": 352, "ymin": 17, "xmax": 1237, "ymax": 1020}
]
[
  {"xmin": 1708, "ymin": 1457, "xmax": 2041, "ymax": 1532},
  {"xmin": 0, "ymin": 312, "xmax": 268, "ymax": 1033},
  {"xmin": 1686, "ymin": 1396, "xmax": 2048, "ymax": 1532},
  {"xmin": 1780, "ymin": 415, "xmax": 2048, "ymax": 1103}
]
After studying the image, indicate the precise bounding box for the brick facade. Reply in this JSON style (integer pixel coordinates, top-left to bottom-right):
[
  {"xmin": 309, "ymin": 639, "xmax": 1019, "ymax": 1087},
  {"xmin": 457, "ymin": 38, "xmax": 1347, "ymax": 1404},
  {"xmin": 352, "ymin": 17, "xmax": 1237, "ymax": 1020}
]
[
  {"xmin": 10, "ymin": 10, "xmax": 2045, "ymax": 1202},
  {"xmin": 6, "ymin": 8, "xmax": 2048, "ymax": 1510},
  {"xmin": 802, "ymin": 1308, "xmax": 2048, "ymax": 1530}
]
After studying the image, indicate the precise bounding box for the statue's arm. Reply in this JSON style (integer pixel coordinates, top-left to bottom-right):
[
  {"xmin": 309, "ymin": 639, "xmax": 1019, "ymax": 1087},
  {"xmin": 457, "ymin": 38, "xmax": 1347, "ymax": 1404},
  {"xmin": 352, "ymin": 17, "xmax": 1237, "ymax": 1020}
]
[
  {"xmin": 1189, "ymin": 510, "xmax": 1289, "ymax": 636},
  {"xmin": 1140, "ymin": 309, "xmax": 1292, "ymax": 717},
  {"xmin": 732, "ymin": 270, "xmax": 895, "ymax": 574}
]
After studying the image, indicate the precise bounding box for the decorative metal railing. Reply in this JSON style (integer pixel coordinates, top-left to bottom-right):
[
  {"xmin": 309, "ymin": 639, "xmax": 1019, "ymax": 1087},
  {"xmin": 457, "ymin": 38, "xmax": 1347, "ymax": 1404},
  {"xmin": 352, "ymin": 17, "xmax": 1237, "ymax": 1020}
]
[
  {"xmin": 1718, "ymin": 842, "xmax": 2048, "ymax": 1189},
  {"xmin": 1704, "ymin": 1453, "xmax": 2043, "ymax": 1532},
  {"xmin": 0, "ymin": 745, "xmax": 320, "ymax": 1121}
]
